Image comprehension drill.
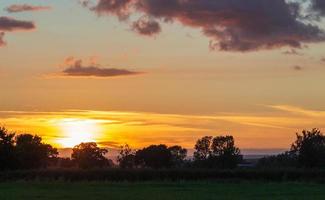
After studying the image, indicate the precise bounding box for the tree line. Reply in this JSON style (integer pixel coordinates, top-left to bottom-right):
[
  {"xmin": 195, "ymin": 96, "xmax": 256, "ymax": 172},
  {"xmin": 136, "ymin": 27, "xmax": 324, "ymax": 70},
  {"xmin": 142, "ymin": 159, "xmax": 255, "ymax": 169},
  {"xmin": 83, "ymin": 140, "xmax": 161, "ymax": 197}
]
[{"xmin": 1, "ymin": 126, "xmax": 325, "ymax": 170}]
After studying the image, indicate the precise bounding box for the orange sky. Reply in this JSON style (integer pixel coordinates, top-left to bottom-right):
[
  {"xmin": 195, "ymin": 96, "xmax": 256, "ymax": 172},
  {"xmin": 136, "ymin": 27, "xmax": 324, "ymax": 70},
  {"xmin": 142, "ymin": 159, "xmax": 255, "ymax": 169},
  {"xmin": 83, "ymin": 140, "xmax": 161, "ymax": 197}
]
[
  {"xmin": 1, "ymin": 0, "xmax": 325, "ymax": 150},
  {"xmin": 1, "ymin": 105, "xmax": 325, "ymax": 150}
]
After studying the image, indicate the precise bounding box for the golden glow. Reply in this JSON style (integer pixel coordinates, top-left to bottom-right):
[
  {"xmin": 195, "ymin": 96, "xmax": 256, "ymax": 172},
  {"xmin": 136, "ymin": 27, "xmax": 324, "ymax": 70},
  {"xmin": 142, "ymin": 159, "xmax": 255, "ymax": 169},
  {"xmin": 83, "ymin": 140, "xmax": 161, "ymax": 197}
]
[
  {"xmin": 57, "ymin": 119, "xmax": 100, "ymax": 148},
  {"xmin": 1, "ymin": 105, "xmax": 325, "ymax": 149}
]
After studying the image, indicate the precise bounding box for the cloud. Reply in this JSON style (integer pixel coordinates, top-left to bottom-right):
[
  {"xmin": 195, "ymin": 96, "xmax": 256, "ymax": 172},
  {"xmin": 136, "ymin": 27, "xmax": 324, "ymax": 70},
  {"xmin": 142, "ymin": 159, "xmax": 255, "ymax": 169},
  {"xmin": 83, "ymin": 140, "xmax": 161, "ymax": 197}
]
[
  {"xmin": 283, "ymin": 49, "xmax": 304, "ymax": 56},
  {"xmin": 59, "ymin": 58, "xmax": 143, "ymax": 78},
  {"xmin": 0, "ymin": 16, "xmax": 35, "ymax": 32},
  {"xmin": 97, "ymin": 141, "xmax": 121, "ymax": 148},
  {"xmin": 88, "ymin": 0, "xmax": 133, "ymax": 20},
  {"xmin": 6, "ymin": 4, "xmax": 51, "ymax": 13},
  {"xmin": 3, "ymin": 106, "xmax": 325, "ymax": 148},
  {"xmin": 0, "ymin": 16, "xmax": 36, "ymax": 47},
  {"xmin": 321, "ymin": 57, "xmax": 325, "ymax": 62},
  {"xmin": 132, "ymin": 16, "xmax": 161, "ymax": 36},
  {"xmin": 310, "ymin": 0, "xmax": 325, "ymax": 16},
  {"xmin": 269, "ymin": 105, "xmax": 325, "ymax": 117},
  {"xmin": 293, "ymin": 65, "xmax": 303, "ymax": 71},
  {"xmin": 0, "ymin": 32, "xmax": 6, "ymax": 47},
  {"xmin": 85, "ymin": 0, "xmax": 325, "ymax": 52}
]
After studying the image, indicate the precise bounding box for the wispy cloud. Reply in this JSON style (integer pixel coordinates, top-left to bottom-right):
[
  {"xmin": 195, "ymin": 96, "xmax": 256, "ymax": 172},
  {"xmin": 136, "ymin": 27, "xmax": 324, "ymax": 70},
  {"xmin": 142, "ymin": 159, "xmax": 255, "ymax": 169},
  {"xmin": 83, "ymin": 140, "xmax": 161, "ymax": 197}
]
[
  {"xmin": 269, "ymin": 105, "xmax": 325, "ymax": 117},
  {"xmin": 5, "ymin": 4, "xmax": 51, "ymax": 13},
  {"xmin": 283, "ymin": 49, "xmax": 304, "ymax": 56}
]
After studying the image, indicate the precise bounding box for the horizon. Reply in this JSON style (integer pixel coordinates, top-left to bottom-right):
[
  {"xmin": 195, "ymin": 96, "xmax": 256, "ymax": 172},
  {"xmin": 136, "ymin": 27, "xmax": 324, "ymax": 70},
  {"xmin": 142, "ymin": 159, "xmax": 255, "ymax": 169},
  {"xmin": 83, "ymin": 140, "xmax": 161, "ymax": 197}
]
[
  {"xmin": 1, "ymin": 0, "xmax": 325, "ymax": 151},
  {"xmin": 57, "ymin": 146, "xmax": 288, "ymax": 159}
]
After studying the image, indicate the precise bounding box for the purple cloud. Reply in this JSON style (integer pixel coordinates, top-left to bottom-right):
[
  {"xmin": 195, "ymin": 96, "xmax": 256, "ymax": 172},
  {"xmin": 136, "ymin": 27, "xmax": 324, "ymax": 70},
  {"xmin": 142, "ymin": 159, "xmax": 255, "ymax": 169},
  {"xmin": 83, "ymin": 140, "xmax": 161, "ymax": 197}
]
[
  {"xmin": 86, "ymin": 0, "xmax": 325, "ymax": 52},
  {"xmin": 60, "ymin": 58, "xmax": 143, "ymax": 78},
  {"xmin": 0, "ymin": 16, "xmax": 36, "ymax": 47},
  {"xmin": 0, "ymin": 17, "xmax": 35, "ymax": 32},
  {"xmin": 132, "ymin": 16, "xmax": 161, "ymax": 36}
]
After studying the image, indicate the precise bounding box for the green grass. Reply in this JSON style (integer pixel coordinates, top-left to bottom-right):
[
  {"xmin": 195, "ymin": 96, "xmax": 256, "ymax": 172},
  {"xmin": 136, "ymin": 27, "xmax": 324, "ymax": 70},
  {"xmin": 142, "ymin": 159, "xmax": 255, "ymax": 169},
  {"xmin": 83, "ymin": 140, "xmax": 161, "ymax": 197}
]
[{"xmin": 0, "ymin": 181, "xmax": 325, "ymax": 200}]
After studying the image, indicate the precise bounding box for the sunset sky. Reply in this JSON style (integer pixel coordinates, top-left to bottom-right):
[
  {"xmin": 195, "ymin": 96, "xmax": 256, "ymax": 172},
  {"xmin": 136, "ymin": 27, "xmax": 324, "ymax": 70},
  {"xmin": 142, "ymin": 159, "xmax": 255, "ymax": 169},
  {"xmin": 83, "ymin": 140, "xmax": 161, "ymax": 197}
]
[{"xmin": 1, "ymin": 0, "xmax": 325, "ymax": 151}]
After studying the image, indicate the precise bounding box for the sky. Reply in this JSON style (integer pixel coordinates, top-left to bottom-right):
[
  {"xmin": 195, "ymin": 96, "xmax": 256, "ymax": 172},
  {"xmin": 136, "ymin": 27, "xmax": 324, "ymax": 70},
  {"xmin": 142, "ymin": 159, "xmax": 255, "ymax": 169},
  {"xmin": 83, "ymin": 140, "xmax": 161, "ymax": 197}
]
[{"xmin": 1, "ymin": 0, "xmax": 325, "ymax": 151}]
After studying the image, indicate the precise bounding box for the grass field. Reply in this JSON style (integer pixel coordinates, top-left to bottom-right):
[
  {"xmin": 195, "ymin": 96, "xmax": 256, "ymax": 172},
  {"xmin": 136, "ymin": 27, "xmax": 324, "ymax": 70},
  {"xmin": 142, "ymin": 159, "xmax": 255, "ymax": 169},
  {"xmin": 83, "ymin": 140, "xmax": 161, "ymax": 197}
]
[{"xmin": 0, "ymin": 181, "xmax": 325, "ymax": 200}]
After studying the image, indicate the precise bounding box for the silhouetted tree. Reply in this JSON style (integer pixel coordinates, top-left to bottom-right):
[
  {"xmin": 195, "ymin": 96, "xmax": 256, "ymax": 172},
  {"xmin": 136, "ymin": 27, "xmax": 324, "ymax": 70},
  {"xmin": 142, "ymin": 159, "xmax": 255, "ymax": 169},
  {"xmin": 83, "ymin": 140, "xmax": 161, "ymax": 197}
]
[
  {"xmin": 15, "ymin": 134, "xmax": 58, "ymax": 169},
  {"xmin": 193, "ymin": 135, "xmax": 242, "ymax": 168},
  {"xmin": 135, "ymin": 144, "xmax": 172, "ymax": 168},
  {"xmin": 193, "ymin": 136, "xmax": 213, "ymax": 161},
  {"xmin": 0, "ymin": 127, "xmax": 16, "ymax": 170},
  {"xmin": 117, "ymin": 144, "xmax": 136, "ymax": 169},
  {"xmin": 168, "ymin": 145, "xmax": 187, "ymax": 167},
  {"xmin": 71, "ymin": 142, "xmax": 109, "ymax": 169},
  {"xmin": 210, "ymin": 136, "xmax": 242, "ymax": 168},
  {"xmin": 290, "ymin": 129, "xmax": 325, "ymax": 168}
]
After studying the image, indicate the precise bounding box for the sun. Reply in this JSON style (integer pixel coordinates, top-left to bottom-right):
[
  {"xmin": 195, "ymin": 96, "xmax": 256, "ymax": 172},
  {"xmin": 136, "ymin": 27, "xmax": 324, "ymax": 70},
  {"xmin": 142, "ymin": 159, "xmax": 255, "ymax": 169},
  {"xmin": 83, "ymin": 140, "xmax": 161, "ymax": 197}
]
[{"xmin": 57, "ymin": 119, "xmax": 100, "ymax": 148}]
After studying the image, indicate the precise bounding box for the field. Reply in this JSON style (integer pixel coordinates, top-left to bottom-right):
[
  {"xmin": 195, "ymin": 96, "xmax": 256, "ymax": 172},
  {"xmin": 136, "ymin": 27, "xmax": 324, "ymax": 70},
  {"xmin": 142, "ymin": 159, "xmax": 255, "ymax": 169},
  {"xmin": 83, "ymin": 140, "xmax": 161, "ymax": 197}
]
[{"xmin": 1, "ymin": 181, "xmax": 325, "ymax": 200}]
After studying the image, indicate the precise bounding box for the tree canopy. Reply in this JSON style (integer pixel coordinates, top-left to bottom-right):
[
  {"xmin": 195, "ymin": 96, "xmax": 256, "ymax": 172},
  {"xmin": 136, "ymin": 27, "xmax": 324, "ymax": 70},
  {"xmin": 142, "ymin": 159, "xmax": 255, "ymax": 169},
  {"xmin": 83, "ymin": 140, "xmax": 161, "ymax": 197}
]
[
  {"xmin": 15, "ymin": 134, "xmax": 58, "ymax": 169},
  {"xmin": 135, "ymin": 144, "xmax": 173, "ymax": 169},
  {"xmin": 290, "ymin": 129, "xmax": 325, "ymax": 168},
  {"xmin": 193, "ymin": 135, "xmax": 242, "ymax": 168},
  {"xmin": 0, "ymin": 127, "xmax": 58, "ymax": 170},
  {"xmin": 71, "ymin": 142, "xmax": 109, "ymax": 169}
]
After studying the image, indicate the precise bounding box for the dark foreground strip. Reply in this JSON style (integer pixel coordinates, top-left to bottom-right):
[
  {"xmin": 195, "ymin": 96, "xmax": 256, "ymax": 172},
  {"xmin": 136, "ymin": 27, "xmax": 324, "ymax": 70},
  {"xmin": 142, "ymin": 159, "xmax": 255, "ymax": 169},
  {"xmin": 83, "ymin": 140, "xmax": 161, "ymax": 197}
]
[{"xmin": 1, "ymin": 169, "xmax": 325, "ymax": 182}]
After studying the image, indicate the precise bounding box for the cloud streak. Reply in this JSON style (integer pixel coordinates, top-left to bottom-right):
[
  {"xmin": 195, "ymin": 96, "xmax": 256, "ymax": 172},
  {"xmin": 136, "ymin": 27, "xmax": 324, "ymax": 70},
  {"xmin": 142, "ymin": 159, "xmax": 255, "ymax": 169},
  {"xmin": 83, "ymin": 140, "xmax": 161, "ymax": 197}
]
[
  {"xmin": 269, "ymin": 105, "xmax": 325, "ymax": 117},
  {"xmin": 0, "ymin": 16, "xmax": 35, "ymax": 32},
  {"xmin": 58, "ymin": 58, "xmax": 143, "ymax": 78},
  {"xmin": 5, "ymin": 4, "xmax": 51, "ymax": 13},
  {"xmin": 85, "ymin": 0, "xmax": 325, "ymax": 52},
  {"xmin": 0, "ymin": 16, "xmax": 36, "ymax": 47}
]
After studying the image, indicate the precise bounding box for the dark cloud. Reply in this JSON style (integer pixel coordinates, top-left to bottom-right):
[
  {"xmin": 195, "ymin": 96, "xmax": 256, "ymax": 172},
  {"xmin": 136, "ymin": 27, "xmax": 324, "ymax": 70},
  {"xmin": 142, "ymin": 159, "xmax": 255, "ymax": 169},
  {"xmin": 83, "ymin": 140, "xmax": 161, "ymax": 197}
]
[
  {"xmin": 132, "ymin": 16, "xmax": 161, "ymax": 36},
  {"xmin": 6, "ymin": 4, "xmax": 51, "ymax": 13},
  {"xmin": 310, "ymin": 0, "xmax": 325, "ymax": 16},
  {"xmin": 0, "ymin": 32, "xmax": 6, "ymax": 47},
  {"xmin": 321, "ymin": 57, "xmax": 325, "ymax": 62},
  {"xmin": 0, "ymin": 16, "xmax": 35, "ymax": 32},
  {"xmin": 89, "ymin": 0, "xmax": 133, "ymax": 20},
  {"xmin": 61, "ymin": 58, "xmax": 143, "ymax": 78},
  {"xmin": 87, "ymin": 0, "xmax": 325, "ymax": 52},
  {"xmin": 293, "ymin": 65, "xmax": 303, "ymax": 71},
  {"xmin": 0, "ymin": 17, "xmax": 36, "ymax": 47}
]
